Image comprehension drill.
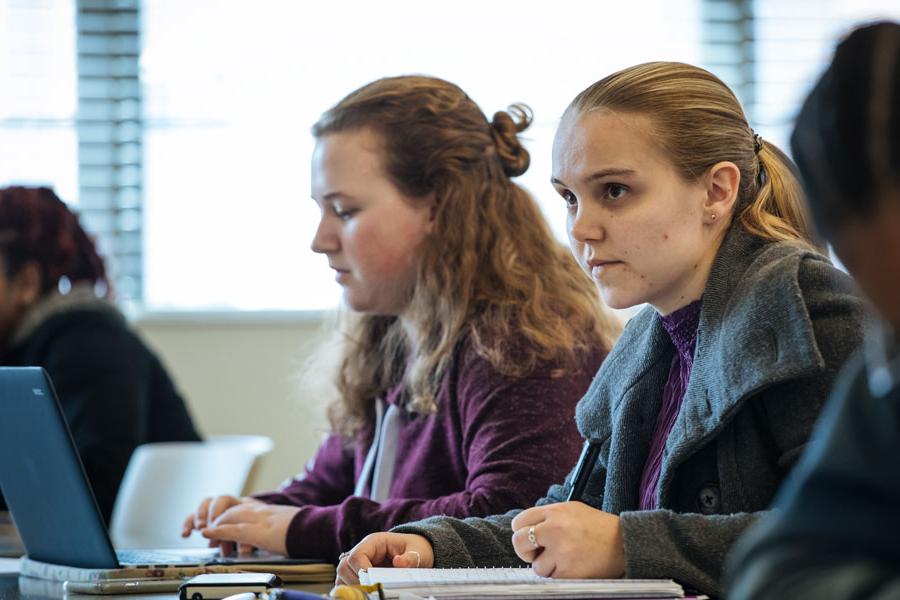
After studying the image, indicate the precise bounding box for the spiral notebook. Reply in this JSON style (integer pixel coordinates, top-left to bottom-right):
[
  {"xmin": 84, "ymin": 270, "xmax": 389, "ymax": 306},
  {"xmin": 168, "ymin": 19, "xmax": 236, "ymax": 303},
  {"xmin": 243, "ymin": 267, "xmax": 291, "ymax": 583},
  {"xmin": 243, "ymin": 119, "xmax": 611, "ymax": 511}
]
[{"xmin": 359, "ymin": 568, "xmax": 686, "ymax": 599}]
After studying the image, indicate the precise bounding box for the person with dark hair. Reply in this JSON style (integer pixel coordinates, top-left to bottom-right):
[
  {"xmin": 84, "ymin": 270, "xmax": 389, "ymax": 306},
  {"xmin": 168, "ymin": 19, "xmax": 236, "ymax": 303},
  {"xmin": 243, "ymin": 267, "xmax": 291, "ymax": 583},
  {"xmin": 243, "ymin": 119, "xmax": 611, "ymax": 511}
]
[
  {"xmin": 334, "ymin": 62, "xmax": 868, "ymax": 598},
  {"xmin": 727, "ymin": 21, "xmax": 900, "ymax": 599},
  {"xmin": 0, "ymin": 186, "xmax": 200, "ymax": 524},
  {"xmin": 180, "ymin": 76, "xmax": 621, "ymax": 562}
]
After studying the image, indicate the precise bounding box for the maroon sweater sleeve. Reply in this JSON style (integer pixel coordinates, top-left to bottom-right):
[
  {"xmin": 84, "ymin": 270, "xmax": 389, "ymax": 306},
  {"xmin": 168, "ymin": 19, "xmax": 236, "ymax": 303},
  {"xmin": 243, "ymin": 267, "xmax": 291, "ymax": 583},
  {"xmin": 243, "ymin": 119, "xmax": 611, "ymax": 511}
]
[
  {"xmin": 253, "ymin": 433, "xmax": 356, "ymax": 508},
  {"xmin": 279, "ymin": 345, "xmax": 601, "ymax": 560}
]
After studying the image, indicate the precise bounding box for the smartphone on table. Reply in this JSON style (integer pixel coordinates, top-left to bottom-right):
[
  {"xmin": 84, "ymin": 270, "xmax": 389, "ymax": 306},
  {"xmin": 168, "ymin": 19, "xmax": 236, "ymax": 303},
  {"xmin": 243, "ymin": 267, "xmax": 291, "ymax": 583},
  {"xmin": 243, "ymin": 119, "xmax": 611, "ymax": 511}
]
[{"xmin": 178, "ymin": 573, "xmax": 282, "ymax": 600}]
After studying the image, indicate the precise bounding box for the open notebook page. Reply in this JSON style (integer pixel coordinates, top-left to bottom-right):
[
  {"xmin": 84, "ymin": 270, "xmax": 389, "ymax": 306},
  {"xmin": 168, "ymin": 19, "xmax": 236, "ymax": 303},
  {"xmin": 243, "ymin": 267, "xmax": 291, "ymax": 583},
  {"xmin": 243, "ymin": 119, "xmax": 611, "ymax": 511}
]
[
  {"xmin": 359, "ymin": 568, "xmax": 685, "ymax": 599},
  {"xmin": 360, "ymin": 568, "xmax": 541, "ymax": 585}
]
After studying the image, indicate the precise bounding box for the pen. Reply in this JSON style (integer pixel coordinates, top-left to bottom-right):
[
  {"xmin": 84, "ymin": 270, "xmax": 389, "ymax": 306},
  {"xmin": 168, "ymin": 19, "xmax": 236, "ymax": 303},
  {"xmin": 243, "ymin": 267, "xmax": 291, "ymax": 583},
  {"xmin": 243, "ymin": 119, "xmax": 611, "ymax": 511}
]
[
  {"xmin": 64, "ymin": 578, "xmax": 184, "ymax": 594},
  {"xmin": 566, "ymin": 440, "xmax": 602, "ymax": 501}
]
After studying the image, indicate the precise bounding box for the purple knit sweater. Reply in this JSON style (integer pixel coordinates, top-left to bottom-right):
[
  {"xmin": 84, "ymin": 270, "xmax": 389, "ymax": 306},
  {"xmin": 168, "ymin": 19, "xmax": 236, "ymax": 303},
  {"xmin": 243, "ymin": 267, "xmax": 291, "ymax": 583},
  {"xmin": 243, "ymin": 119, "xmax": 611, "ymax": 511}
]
[
  {"xmin": 638, "ymin": 299, "xmax": 702, "ymax": 510},
  {"xmin": 255, "ymin": 340, "xmax": 604, "ymax": 560}
]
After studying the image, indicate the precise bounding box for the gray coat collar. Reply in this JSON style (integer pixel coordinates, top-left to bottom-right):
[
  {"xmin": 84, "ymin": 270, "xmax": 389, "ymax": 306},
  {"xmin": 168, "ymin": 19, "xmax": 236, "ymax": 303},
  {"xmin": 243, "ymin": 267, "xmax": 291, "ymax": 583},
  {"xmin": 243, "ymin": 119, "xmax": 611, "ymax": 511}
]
[{"xmin": 576, "ymin": 225, "xmax": 827, "ymax": 480}]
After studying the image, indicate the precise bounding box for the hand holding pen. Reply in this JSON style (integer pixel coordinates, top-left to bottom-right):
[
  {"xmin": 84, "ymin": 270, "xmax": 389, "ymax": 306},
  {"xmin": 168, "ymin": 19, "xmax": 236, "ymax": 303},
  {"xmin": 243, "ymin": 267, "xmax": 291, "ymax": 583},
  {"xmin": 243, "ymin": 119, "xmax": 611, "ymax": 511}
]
[{"xmin": 508, "ymin": 440, "xmax": 624, "ymax": 579}]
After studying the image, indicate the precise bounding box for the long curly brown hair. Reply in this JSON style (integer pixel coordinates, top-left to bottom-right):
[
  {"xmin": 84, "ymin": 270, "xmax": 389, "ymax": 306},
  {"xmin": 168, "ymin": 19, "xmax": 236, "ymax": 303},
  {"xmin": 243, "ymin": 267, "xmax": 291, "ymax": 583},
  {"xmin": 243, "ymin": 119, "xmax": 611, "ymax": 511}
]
[{"xmin": 314, "ymin": 75, "xmax": 621, "ymax": 439}]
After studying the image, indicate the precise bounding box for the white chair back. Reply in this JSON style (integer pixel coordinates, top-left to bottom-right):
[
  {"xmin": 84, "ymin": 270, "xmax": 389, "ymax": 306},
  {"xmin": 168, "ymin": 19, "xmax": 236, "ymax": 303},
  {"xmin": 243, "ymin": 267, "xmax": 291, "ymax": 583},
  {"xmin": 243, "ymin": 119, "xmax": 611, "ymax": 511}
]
[{"xmin": 109, "ymin": 434, "xmax": 273, "ymax": 549}]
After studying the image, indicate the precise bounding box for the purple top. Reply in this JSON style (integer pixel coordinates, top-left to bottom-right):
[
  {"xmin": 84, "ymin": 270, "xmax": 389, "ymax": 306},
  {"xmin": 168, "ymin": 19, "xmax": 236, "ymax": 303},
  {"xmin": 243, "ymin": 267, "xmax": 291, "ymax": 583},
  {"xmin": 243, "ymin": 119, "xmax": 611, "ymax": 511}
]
[
  {"xmin": 255, "ymin": 339, "xmax": 605, "ymax": 560},
  {"xmin": 638, "ymin": 298, "xmax": 702, "ymax": 510}
]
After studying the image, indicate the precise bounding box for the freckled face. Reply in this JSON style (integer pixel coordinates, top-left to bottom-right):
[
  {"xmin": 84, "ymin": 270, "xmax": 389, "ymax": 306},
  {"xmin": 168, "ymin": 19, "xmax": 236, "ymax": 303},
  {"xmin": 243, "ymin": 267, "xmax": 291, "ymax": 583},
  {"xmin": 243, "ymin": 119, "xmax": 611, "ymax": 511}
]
[
  {"xmin": 310, "ymin": 128, "xmax": 434, "ymax": 316},
  {"xmin": 552, "ymin": 110, "xmax": 717, "ymax": 315}
]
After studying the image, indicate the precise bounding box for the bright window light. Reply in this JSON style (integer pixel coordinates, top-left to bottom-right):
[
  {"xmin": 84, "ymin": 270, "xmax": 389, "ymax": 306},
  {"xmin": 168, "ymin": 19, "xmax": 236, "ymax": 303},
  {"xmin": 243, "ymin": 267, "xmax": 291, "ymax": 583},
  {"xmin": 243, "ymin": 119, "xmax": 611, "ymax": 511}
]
[
  {"xmin": 0, "ymin": 0, "xmax": 77, "ymax": 201},
  {"xmin": 141, "ymin": 0, "xmax": 701, "ymax": 311}
]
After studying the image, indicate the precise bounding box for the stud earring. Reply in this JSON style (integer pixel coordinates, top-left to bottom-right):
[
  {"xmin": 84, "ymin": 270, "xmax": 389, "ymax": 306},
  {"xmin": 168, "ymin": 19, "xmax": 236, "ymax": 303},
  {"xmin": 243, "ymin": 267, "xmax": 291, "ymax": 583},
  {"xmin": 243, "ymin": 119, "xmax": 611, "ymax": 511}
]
[{"xmin": 709, "ymin": 213, "xmax": 717, "ymax": 221}]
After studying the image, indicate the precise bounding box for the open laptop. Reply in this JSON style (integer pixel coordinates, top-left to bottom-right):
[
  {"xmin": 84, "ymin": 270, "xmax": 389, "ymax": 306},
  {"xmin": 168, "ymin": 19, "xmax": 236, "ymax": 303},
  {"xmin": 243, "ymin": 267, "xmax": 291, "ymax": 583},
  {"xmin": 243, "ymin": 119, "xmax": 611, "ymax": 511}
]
[{"xmin": 0, "ymin": 367, "xmax": 308, "ymax": 568}]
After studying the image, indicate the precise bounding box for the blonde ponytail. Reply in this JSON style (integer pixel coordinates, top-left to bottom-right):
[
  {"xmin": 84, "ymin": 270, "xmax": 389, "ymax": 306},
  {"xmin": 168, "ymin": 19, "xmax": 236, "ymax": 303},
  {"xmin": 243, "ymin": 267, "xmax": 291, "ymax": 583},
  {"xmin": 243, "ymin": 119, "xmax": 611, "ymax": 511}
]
[{"xmin": 739, "ymin": 141, "xmax": 823, "ymax": 251}]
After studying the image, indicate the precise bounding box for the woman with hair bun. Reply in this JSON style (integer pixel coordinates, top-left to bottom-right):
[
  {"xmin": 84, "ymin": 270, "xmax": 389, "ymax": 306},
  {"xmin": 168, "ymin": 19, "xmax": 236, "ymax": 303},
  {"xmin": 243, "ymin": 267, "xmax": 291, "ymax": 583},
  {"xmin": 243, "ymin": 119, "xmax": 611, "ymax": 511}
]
[
  {"xmin": 0, "ymin": 186, "xmax": 200, "ymax": 524},
  {"xmin": 336, "ymin": 62, "xmax": 868, "ymax": 597},
  {"xmin": 183, "ymin": 76, "xmax": 621, "ymax": 561}
]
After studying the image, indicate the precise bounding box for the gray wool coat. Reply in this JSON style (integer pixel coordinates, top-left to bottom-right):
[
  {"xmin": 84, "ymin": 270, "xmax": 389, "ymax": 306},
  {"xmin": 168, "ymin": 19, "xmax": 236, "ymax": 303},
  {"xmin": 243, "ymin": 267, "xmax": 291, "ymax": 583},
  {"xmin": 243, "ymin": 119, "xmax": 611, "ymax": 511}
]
[{"xmin": 392, "ymin": 225, "xmax": 868, "ymax": 598}]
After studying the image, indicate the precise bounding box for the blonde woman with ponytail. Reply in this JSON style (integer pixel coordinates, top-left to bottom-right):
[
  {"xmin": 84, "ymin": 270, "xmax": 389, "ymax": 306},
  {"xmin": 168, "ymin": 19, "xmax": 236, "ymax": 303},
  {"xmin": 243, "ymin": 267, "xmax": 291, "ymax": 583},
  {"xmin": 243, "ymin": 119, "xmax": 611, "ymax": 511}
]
[
  {"xmin": 182, "ymin": 76, "xmax": 620, "ymax": 562},
  {"xmin": 337, "ymin": 62, "xmax": 868, "ymax": 597}
]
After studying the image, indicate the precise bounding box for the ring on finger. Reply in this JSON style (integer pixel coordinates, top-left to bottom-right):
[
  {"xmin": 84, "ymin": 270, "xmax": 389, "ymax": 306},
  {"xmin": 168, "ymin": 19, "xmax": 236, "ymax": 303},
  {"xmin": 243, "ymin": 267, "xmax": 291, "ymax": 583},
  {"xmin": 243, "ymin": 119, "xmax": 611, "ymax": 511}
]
[
  {"xmin": 409, "ymin": 550, "xmax": 421, "ymax": 568},
  {"xmin": 527, "ymin": 526, "xmax": 538, "ymax": 548},
  {"xmin": 338, "ymin": 552, "xmax": 356, "ymax": 576}
]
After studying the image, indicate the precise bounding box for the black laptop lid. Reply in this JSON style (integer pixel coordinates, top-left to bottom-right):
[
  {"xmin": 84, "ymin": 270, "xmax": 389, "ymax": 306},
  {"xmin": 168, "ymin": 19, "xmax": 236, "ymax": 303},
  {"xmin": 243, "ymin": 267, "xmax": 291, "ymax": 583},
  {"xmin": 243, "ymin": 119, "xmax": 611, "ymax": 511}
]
[{"xmin": 0, "ymin": 367, "xmax": 118, "ymax": 568}]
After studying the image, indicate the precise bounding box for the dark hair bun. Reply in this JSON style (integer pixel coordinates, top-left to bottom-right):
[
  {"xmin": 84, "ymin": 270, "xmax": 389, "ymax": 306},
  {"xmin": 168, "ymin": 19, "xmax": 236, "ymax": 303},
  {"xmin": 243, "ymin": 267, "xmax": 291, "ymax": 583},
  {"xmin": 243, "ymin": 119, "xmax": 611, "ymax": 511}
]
[{"xmin": 490, "ymin": 103, "xmax": 533, "ymax": 177}]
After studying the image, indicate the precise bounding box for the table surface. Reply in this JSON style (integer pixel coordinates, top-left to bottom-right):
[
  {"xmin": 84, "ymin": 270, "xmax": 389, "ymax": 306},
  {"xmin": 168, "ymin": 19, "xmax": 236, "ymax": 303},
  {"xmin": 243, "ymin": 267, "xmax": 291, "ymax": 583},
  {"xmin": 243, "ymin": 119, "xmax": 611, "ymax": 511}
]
[
  {"xmin": 2, "ymin": 573, "xmax": 69, "ymax": 600},
  {"xmin": 0, "ymin": 571, "xmax": 333, "ymax": 600}
]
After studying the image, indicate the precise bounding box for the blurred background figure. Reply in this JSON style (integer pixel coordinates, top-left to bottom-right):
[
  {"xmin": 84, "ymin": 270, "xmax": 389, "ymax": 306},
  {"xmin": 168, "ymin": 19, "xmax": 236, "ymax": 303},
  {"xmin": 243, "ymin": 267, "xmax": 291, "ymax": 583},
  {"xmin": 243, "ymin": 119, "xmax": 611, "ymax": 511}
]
[
  {"xmin": 727, "ymin": 21, "xmax": 900, "ymax": 599},
  {"xmin": 0, "ymin": 186, "xmax": 200, "ymax": 525}
]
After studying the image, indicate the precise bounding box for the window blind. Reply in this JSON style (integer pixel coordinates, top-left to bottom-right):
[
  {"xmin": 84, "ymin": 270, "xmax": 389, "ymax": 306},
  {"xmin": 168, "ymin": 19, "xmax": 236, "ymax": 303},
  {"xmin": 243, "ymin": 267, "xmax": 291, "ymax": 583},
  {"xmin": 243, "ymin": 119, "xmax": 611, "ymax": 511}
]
[
  {"xmin": 9, "ymin": 0, "xmax": 896, "ymax": 312},
  {"xmin": 76, "ymin": 0, "xmax": 143, "ymax": 310},
  {"xmin": 701, "ymin": 0, "xmax": 756, "ymax": 122}
]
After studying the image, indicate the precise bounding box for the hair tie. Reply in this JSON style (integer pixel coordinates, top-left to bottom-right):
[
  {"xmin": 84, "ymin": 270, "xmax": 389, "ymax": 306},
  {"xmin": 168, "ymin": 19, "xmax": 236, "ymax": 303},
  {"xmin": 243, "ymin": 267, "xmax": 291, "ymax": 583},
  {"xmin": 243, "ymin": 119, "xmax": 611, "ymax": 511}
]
[
  {"xmin": 488, "ymin": 108, "xmax": 531, "ymax": 178},
  {"xmin": 752, "ymin": 131, "xmax": 764, "ymax": 154}
]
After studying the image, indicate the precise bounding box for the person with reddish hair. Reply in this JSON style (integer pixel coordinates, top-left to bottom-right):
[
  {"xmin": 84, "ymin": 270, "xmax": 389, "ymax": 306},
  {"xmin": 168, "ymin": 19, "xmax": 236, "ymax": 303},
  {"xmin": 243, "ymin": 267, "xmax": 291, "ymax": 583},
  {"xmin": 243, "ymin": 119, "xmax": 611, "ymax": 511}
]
[{"xmin": 0, "ymin": 186, "xmax": 199, "ymax": 524}]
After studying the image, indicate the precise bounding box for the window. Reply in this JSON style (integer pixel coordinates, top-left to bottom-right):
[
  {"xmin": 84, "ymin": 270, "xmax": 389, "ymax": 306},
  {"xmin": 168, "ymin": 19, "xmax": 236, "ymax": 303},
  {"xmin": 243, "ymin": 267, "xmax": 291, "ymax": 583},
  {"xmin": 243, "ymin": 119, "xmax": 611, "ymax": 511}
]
[
  {"xmin": 141, "ymin": 0, "xmax": 701, "ymax": 310},
  {"xmin": 753, "ymin": 0, "xmax": 900, "ymax": 149},
  {"xmin": 75, "ymin": 0, "xmax": 143, "ymax": 309},
  {"xmin": 0, "ymin": 0, "xmax": 77, "ymax": 201},
  {"xmin": 5, "ymin": 1, "xmax": 898, "ymax": 312}
]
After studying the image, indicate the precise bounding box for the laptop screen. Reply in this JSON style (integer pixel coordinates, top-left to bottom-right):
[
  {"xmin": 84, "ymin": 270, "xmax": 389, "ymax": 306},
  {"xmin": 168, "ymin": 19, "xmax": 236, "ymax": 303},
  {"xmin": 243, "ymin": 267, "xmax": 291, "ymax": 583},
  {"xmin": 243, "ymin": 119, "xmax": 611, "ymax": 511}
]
[{"xmin": 0, "ymin": 367, "xmax": 119, "ymax": 568}]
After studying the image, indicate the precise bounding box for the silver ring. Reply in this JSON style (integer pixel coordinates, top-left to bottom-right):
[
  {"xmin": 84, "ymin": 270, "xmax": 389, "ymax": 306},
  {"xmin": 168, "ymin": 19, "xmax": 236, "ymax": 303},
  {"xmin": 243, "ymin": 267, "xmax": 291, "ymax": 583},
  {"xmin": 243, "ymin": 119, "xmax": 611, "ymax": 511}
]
[
  {"xmin": 527, "ymin": 526, "xmax": 538, "ymax": 548},
  {"xmin": 409, "ymin": 550, "xmax": 421, "ymax": 568},
  {"xmin": 339, "ymin": 551, "xmax": 355, "ymax": 573}
]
